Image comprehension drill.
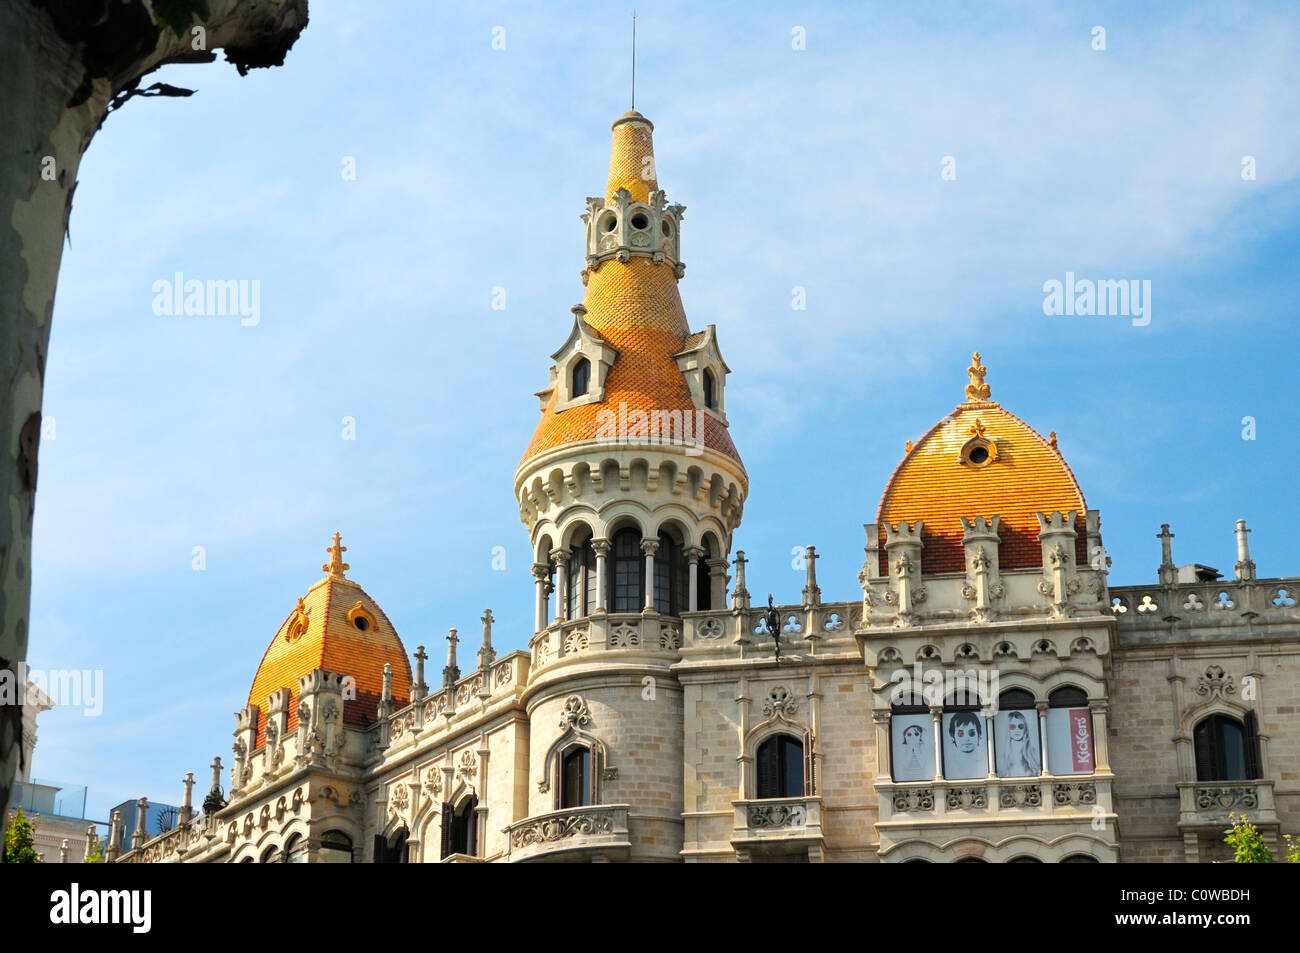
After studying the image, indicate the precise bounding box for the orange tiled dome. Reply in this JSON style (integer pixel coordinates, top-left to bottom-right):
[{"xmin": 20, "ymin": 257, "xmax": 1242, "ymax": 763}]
[
  {"xmin": 521, "ymin": 113, "xmax": 742, "ymax": 468},
  {"xmin": 877, "ymin": 356, "xmax": 1087, "ymax": 573},
  {"xmin": 246, "ymin": 535, "xmax": 411, "ymax": 746}
]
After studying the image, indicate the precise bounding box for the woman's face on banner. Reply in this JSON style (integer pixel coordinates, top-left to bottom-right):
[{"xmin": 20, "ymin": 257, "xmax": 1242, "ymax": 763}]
[
  {"xmin": 1008, "ymin": 713, "xmax": 1028, "ymax": 741},
  {"xmin": 903, "ymin": 726, "xmax": 923, "ymax": 746}
]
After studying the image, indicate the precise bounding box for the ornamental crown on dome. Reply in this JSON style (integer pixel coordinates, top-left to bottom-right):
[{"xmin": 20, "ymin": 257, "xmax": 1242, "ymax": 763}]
[{"xmin": 581, "ymin": 186, "xmax": 686, "ymax": 284}]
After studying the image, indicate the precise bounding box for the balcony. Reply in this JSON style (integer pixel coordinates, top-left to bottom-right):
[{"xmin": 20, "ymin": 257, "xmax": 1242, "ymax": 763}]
[
  {"xmin": 1177, "ymin": 779, "xmax": 1277, "ymax": 832},
  {"xmin": 877, "ymin": 775, "xmax": 1112, "ymax": 824},
  {"xmin": 731, "ymin": 796, "xmax": 825, "ymax": 861},
  {"xmin": 504, "ymin": 804, "xmax": 631, "ymax": 863}
]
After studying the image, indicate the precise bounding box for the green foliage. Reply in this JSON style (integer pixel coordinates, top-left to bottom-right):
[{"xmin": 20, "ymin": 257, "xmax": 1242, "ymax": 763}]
[
  {"xmin": 4, "ymin": 809, "xmax": 44, "ymax": 863},
  {"xmin": 84, "ymin": 836, "xmax": 104, "ymax": 864},
  {"xmin": 1225, "ymin": 813, "xmax": 1275, "ymax": 863},
  {"xmin": 1285, "ymin": 834, "xmax": 1300, "ymax": 865},
  {"xmin": 151, "ymin": 0, "xmax": 211, "ymax": 38}
]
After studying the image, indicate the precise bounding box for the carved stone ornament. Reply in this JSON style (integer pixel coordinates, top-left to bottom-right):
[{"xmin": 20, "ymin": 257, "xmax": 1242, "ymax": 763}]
[
  {"xmin": 457, "ymin": 748, "xmax": 478, "ymax": 783},
  {"xmin": 558, "ymin": 695, "xmax": 592, "ymax": 730},
  {"xmin": 389, "ymin": 782, "xmax": 409, "ymax": 819},
  {"xmin": 1196, "ymin": 665, "xmax": 1235, "ymax": 699},
  {"xmin": 761, "ymin": 685, "xmax": 798, "ymax": 719}
]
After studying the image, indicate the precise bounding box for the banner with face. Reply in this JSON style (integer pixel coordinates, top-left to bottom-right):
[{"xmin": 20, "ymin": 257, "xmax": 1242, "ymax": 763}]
[
  {"xmin": 994, "ymin": 709, "xmax": 1041, "ymax": 777},
  {"xmin": 891, "ymin": 713, "xmax": 934, "ymax": 782},
  {"xmin": 942, "ymin": 711, "xmax": 987, "ymax": 780}
]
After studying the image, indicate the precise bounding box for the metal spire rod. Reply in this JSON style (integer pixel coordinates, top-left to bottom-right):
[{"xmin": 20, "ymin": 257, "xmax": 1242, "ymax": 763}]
[{"xmin": 632, "ymin": 10, "xmax": 636, "ymax": 111}]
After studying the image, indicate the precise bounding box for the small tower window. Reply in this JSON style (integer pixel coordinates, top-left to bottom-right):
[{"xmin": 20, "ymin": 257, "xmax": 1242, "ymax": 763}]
[
  {"xmin": 572, "ymin": 357, "xmax": 591, "ymax": 398},
  {"xmin": 561, "ymin": 747, "xmax": 591, "ymax": 808},
  {"xmin": 702, "ymin": 368, "xmax": 716, "ymax": 409},
  {"xmin": 630, "ymin": 212, "xmax": 649, "ymax": 230},
  {"xmin": 755, "ymin": 734, "xmax": 805, "ymax": 799}
]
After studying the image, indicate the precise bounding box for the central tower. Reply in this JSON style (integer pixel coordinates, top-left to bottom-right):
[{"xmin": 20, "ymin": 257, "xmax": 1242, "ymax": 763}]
[{"xmin": 515, "ymin": 110, "xmax": 748, "ymax": 635}]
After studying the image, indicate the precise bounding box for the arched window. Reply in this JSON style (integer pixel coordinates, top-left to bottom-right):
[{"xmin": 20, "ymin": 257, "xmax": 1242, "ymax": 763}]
[
  {"xmin": 1047, "ymin": 686, "xmax": 1094, "ymax": 775},
  {"xmin": 995, "ymin": 689, "xmax": 1040, "ymax": 778},
  {"xmin": 1194, "ymin": 713, "xmax": 1259, "ymax": 781},
  {"xmin": 572, "ymin": 357, "xmax": 591, "ymax": 397},
  {"xmin": 942, "ymin": 693, "xmax": 987, "ymax": 781},
  {"xmin": 890, "ymin": 696, "xmax": 934, "ymax": 782},
  {"xmin": 653, "ymin": 531, "xmax": 688, "ymax": 616},
  {"xmin": 568, "ymin": 539, "xmax": 596, "ymax": 619},
  {"xmin": 755, "ymin": 734, "xmax": 804, "ymax": 799},
  {"xmin": 610, "ymin": 528, "xmax": 643, "ymax": 613},
  {"xmin": 260, "ymin": 844, "xmax": 280, "ymax": 863},
  {"xmin": 442, "ymin": 798, "xmax": 478, "ymax": 858},
  {"xmin": 318, "ymin": 830, "xmax": 353, "ymax": 864},
  {"xmin": 1009, "ymin": 856, "xmax": 1043, "ymax": 863},
  {"xmin": 284, "ymin": 833, "xmax": 306, "ymax": 863},
  {"xmin": 561, "ymin": 746, "xmax": 592, "ymax": 808},
  {"xmin": 702, "ymin": 368, "xmax": 716, "ymax": 409},
  {"xmin": 1061, "ymin": 854, "xmax": 1099, "ymax": 863},
  {"xmin": 376, "ymin": 827, "xmax": 408, "ymax": 863}
]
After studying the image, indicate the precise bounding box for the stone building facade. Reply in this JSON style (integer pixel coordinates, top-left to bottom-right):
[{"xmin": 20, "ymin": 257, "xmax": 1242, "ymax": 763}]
[{"xmin": 111, "ymin": 112, "xmax": 1298, "ymax": 864}]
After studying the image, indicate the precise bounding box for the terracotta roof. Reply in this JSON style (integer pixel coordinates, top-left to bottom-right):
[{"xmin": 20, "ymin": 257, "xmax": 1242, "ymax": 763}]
[
  {"xmin": 877, "ymin": 402, "xmax": 1088, "ymax": 574},
  {"xmin": 246, "ymin": 539, "xmax": 411, "ymax": 747},
  {"xmin": 521, "ymin": 115, "xmax": 742, "ymax": 469}
]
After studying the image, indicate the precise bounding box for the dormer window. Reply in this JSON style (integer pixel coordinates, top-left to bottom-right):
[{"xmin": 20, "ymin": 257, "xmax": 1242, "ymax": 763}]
[
  {"xmin": 572, "ymin": 357, "xmax": 591, "ymax": 397},
  {"xmin": 702, "ymin": 368, "xmax": 716, "ymax": 409},
  {"xmin": 673, "ymin": 325, "xmax": 729, "ymax": 424}
]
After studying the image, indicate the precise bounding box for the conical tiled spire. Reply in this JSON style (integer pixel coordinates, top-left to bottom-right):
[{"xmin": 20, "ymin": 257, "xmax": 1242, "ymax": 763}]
[
  {"xmin": 519, "ymin": 114, "xmax": 741, "ymax": 468},
  {"xmin": 606, "ymin": 111, "xmax": 658, "ymax": 203}
]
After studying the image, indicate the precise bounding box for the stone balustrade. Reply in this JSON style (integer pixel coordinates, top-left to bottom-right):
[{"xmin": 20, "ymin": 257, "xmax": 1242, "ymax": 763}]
[{"xmin": 504, "ymin": 803, "xmax": 631, "ymax": 863}]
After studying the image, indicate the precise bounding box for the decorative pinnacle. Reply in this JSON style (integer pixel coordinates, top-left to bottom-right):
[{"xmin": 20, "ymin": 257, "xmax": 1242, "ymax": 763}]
[
  {"xmin": 323, "ymin": 532, "xmax": 350, "ymax": 578},
  {"xmin": 968, "ymin": 418, "xmax": 988, "ymax": 440},
  {"xmin": 965, "ymin": 352, "xmax": 992, "ymax": 403}
]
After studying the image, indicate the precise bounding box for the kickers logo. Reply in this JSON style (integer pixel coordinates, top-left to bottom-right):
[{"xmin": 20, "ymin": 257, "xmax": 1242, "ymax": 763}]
[{"xmin": 49, "ymin": 883, "xmax": 151, "ymax": 934}]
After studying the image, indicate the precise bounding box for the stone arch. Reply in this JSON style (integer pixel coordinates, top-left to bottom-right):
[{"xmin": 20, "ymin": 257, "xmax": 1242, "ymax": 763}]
[{"xmin": 558, "ymin": 511, "xmax": 599, "ymax": 550}]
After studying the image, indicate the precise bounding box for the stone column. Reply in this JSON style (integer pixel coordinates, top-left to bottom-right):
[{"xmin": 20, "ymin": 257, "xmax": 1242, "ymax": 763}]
[
  {"xmin": 1234, "ymin": 519, "xmax": 1256, "ymax": 581},
  {"xmin": 731, "ymin": 550, "xmax": 750, "ymax": 611},
  {"xmin": 131, "ymin": 797, "xmax": 149, "ymax": 851},
  {"xmin": 378, "ymin": 663, "xmax": 394, "ymax": 720},
  {"xmin": 1090, "ymin": 700, "xmax": 1111, "ymax": 771},
  {"xmin": 531, "ymin": 562, "xmax": 551, "ymax": 632},
  {"xmin": 801, "ymin": 545, "xmax": 821, "ymax": 607},
  {"xmin": 1157, "ymin": 523, "xmax": 1176, "ymax": 586},
  {"xmin": 640, "ymin": 538, "xmax": 659, "ymax": 612},
  {"xmin": 985, "ymin": 713, "xmax": 997, "ymax": 778},
  {"xmin": 1037, "ymin": 701, "xmax": 1051, "ymax": 777},
  {"xmin": 592, "ymin": 539, "xmax": 610, "ymax": 612},
  {"xmin": 178, "ymin": 771, "xmax": 195, "ymax": 826},
  {"xmin": 871, "ymin": 709, "xmax": 893, "ymax": 782},
  {"xmin": 685, "ymin": 546, "xmax": 704, "ymax": 611},
  {"xmin": 930, "ymin": 706, "xmax": 945, "ymax": 781},
  {"xmin": 552, "ymin": 550, "xmax": 571, "ymax": 622},
  {"xmin": 411, "ymin": 646, "xmax": 428, "ymax": 704},
  {"xmin": 106, "ymin": 810, "xmax": 123, "ymax": 862},
  {"xmin": 84, "ymin": 825, "xmax": 98, "ymax": 861},
  {"xmin": 442, "ymin": 629, "xmax": 460, "ymax": 689},
  {"xmin": 478, "ymin": 610, "xmax": 496, "ymax": 668},
  {"xmin": 713, "ymin": 555, "xmax": 735, "ymax": 609}
]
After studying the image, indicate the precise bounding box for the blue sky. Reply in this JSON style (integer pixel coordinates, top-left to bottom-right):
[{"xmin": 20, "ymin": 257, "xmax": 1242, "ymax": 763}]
[{"xmin": 26, "ymin": 1, "xmax": 1300, "ymax": 823}]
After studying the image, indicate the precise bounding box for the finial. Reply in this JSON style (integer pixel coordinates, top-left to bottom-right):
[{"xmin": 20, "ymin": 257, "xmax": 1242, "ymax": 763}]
[
  {"xmin": 965, "ymin": 351, "xmax": 991, "ymax": 403},
  {"xmin": 323, "ymin": 531, "xmax": 349, "ymax": 577},
  {"xmin": 905, "ymin": 439, "xmax": 913, "ymax": 454},
  {"xmin": 631, "ymin": 10, "xmax": 636, "ymax": 111},
  {"xmin": 968, "ymin": 418, "xmax": 988, "ymax": 440},
  {"xmin": 1049, "ymin": 431, "xmax": 1058, "ymax": 450}
]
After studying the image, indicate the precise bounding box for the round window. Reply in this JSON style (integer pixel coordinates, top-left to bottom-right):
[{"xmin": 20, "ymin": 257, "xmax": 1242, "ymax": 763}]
[
  {"xmin": 353, "ymin": 616, "xmax": 370, "ymax": 632},
  {"xmin": 968, "ymin": 445, "xmax": 989, "ymax": 465},
  {"xmin": 661, "ymin": 220, "xmax": 672, "ymax": 237},
  {"xmin": 602, "ymin": 216, "xmax": 616, "ymax": 232},
  {"xmin": 630, "ymin": 213, "xmax": 649, "ymax": 230}
]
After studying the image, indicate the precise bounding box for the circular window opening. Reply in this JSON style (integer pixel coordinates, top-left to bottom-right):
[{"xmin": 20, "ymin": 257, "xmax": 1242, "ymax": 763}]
[
  {"xmin": 661, "ymin": 220, "xmax": 672, "ymax": 237},
  {"xmin": 968, "ymin": 445, "xmax": 989, "ymax": 465},
  {"xmin": 602, "ymin": 217, "xmax": 616, "ymax": 232},
  {"xmin": 630, "ymin": 213, "xmax": 649, "ymax": 230},
  {"xmin": 353, "ymin": 616, "xmax": 370, "ymax": 632}
]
